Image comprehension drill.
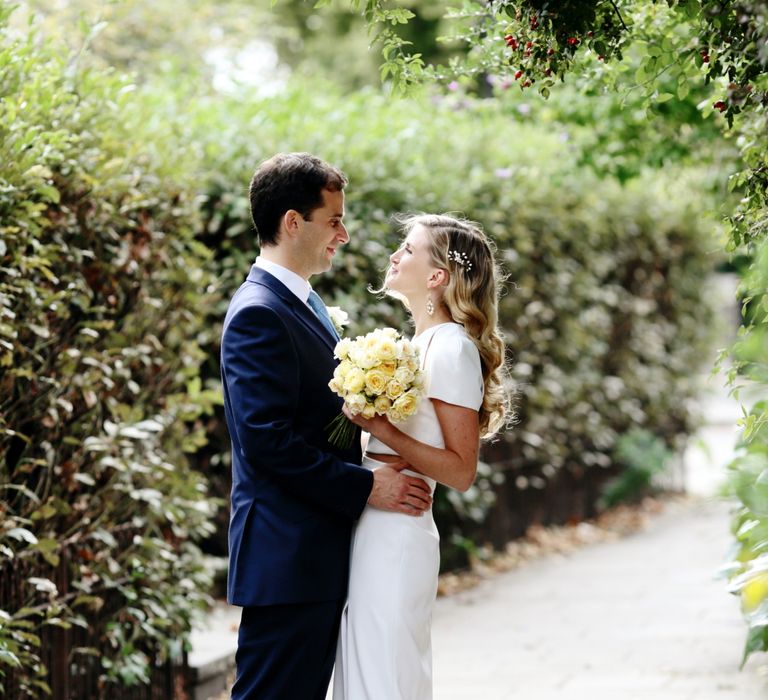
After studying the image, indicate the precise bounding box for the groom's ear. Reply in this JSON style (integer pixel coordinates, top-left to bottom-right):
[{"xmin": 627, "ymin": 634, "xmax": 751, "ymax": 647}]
[{"xmin": 283, "ymin": 209, "xmax": 303, "ymax": 237}]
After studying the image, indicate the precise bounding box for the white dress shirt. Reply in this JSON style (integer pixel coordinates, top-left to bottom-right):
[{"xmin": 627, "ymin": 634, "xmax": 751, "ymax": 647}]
[{"xmin": 255, "ymin": 256, "xmax": 313, "ymax": 306}]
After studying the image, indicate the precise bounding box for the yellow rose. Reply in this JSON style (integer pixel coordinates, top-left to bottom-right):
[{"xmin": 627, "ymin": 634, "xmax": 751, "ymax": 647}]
[
  {"xmin": 364, "ymin": 369, "xmax": 389, "ymax": 395},
  {"xmin": 373, "ymin": 395, "xmax": 391, "ymax": 414},
  {"xmin": 387, "ymin": 407, "xmax": 404, "ymax": 423},
  {"xmin": 343, "ymin": 367, "xmax": 365, "ymax": 394},
  {"xmin": 346, "ymin": 393, "xmax": 367, "ymax": 415},
  {"xmin": 350, "ymin": 346, "xmax": 377, "ymax": 370},
  {"xmin": 374, "ymin": 338, "xmax": 397, "ymax": 362},
  {"xmin": 334, "ymin": 338, "xmax": 353, "ymax": 360},
  {"xmin": 386, "ymin": 379, "xmax": 404, "ymax": 400},
  {"xmin": 379, "ymin": 361, "xmax": 397, "ymax": 376},
  {"xmin": 364, "ymin": 332, "xmax": 382, "ymax": 352},
  {"xmin": 334, "ymin": 362, "xmax": 350, "ymax": 382},
  {"xmin": 361, "ymin": 403, "xmax": 377, "ymax": 419},
  {"xmin": 393, "ymin": 389, "xmax": 419, "ymax": 418},
  {"xmin": 394, "ymin": 366, "xmax": 414, "ymax": 385}
]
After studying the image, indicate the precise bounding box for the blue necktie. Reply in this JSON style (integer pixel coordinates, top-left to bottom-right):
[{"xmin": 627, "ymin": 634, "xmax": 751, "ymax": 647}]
[{"xmin": 307, "ymin": 290, "xmax": 339, "ymax": 341}]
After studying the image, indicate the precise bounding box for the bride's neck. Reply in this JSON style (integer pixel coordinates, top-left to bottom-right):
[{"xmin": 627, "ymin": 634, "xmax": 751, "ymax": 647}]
[{"xmin": 411, "ymin": 305, "xmax": 452, "ymax": 337}]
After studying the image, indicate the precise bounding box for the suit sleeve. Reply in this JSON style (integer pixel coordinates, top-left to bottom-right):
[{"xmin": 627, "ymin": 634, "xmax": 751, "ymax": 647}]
[{"xmin": 221, "ymin": 303, "xmax": 373, "ymax": 520}]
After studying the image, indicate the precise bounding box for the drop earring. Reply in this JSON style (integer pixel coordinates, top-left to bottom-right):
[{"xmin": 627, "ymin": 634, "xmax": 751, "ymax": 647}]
[{"xmin": 426, "ymin": 296, "xmax": 435, "ymax": 316}]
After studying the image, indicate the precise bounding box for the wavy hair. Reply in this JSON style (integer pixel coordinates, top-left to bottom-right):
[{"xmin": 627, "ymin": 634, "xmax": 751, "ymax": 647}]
[{"xmin": 399, "ymin": 213, "xmax": 510, "ymax": 439}]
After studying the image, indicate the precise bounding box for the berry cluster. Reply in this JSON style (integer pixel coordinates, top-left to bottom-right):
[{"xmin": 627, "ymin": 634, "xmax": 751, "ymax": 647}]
[{"xmin": 495, "ymin": 2, "xmax": 627, "ymax": 93}]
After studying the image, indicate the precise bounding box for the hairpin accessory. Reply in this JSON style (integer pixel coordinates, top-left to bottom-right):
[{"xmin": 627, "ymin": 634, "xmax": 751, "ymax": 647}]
[{"xmin": 447, "ymin": 249, "xmax": 473, "ymax": 272}]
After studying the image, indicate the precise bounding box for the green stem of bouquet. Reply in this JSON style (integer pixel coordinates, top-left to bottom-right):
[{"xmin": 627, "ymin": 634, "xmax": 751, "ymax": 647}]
[{"xmin": 327, "ymin": 412, "xmax": 357, "ymax": 449}]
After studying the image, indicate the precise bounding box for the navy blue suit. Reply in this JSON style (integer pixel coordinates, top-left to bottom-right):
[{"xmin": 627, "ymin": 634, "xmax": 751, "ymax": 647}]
[{"xmin": 220, "ymin": 265, "xmax": 373, "ymax": 698}]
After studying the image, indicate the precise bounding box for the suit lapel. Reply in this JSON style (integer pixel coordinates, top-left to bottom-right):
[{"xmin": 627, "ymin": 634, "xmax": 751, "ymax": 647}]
[{"xmin": 246, "ymin": 265, "xmax": 337, "ymax": 352}]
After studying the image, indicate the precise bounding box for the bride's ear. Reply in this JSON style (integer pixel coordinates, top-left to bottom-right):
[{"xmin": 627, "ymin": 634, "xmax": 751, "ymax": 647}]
[{"xmin": 427, "ymin": 269, "xmax": 449, "ymax": 288}]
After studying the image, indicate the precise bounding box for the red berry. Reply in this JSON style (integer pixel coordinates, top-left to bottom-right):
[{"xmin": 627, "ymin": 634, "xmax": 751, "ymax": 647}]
[
  {"xmin": 526, "ymin": 41, "xmax": 533, "ymax": 49},
  {"xmin": 544, "ymin": 68, "xmax": 552, "ymax": 77},
  {"xmin": 547, "ymin": 48, "xmax": 555, "ymax": 56},
  {"xmin": 524, "ymin": 50, "xmax": 532, "ymax": 57},
  {"xmin": 522, "ymin": 80, "xmax": 532, "ymax": 88},
  {"xmin": 587, "ymin": 31, "xmax": 594, "ymax": 38},
  {"xmin": 514, "ymin": 70, "xmax": 523, "ymax": 80},
  {"xmin": 598, "ymin": 55, "xmax": 604, "ymax": 61},
  {"xmin": 567, "ymin": 37, "xmax": 579, "ymax": 46},
  {"xmin": 504, "ymin": 34, "xmax": 519, "ymax": 49},
  {"xmin": 713, "ymin": 100, "xmax": 726, "ymax": 112}
]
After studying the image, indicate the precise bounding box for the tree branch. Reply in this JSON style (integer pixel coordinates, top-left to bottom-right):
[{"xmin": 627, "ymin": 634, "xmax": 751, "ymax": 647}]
[{"xmin": 609, "ymin": 0, "xmax": 629, "ymax": 31}]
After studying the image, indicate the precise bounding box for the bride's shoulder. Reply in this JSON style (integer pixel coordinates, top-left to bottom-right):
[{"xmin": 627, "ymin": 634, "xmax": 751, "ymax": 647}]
[{"xmin": 431, "ymin": 324, "xmax": 480, "ymax": 362}]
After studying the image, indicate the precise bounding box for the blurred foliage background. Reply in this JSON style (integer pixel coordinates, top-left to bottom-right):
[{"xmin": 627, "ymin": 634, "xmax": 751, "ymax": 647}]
[{"xmin": 1, "ymin": 0, "xmax": 754, "ymax": 694}]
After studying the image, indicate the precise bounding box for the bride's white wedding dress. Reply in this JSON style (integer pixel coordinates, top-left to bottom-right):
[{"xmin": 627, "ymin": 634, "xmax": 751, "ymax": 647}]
[{"xmin": 333, "ymin": 322, "xmax": 484, "ymax": 700}]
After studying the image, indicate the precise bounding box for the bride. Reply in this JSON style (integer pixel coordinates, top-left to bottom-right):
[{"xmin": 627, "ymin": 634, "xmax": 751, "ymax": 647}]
[{"xmin": 333, "ymin": 214, "xmax": 508, "ymax": 699}]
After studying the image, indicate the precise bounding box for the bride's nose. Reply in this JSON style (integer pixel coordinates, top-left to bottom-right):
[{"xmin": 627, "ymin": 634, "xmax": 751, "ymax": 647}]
[{"xmin": 390, "ymin": 249, "xmax": 400, "ymax": 263}]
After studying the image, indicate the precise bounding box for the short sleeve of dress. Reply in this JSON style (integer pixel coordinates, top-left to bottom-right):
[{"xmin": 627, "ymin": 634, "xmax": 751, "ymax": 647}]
[{"xmin": 424, "ymin": 329, "xmax": 484, "ymax": 411}]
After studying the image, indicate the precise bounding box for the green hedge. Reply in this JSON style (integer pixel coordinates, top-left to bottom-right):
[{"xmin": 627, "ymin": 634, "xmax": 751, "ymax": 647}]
[
  {"xmin": 0, "ymin": 11, "xmax": 217, "ymax": 696},
  {"xmin": 724, "ymin": 238, "xmax": 768, "ymax": 665},
  {"xmin": 0, "ymin": 9, "xmax": 721, "ymax": 693},
  {"xmin": 183, "ymin": 82, "xmax": 717, "ymax": 560}
]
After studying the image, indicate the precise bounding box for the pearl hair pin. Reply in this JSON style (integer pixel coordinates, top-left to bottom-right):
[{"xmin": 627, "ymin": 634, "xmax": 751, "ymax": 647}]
[{"xmin": 447, "ymin": 249, "xmax": 473, "ymax": 272}]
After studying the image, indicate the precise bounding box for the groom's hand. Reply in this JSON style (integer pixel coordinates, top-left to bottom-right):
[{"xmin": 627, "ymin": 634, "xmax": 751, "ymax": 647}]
[{"xmin": 368, "ymin": 467, "xmax": 432, "ymax": 515}]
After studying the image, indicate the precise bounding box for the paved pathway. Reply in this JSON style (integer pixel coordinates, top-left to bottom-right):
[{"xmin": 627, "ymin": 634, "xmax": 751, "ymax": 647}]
[
  {"xmin": 426, "ymin": 349, "xmax": 768, "ymax": 699},
  {"xmin": 431, "ymin": 497, "xmax": 767, "ymax": 699},
  {"xmin": 427, "ymin": 362, "xmax": 768, "ymax": 699}
]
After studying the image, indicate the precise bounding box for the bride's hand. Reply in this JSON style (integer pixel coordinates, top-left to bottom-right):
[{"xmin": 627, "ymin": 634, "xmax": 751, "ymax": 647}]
[{"xmin": 342, "ymin": 404, "xmax": 392, "ymax": 440}]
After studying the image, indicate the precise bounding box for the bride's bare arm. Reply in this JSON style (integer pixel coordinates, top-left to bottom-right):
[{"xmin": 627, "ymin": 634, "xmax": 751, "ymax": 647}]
[{"xmin": 344, "ymin": 400, "xmax": 480, "ymax": 492}]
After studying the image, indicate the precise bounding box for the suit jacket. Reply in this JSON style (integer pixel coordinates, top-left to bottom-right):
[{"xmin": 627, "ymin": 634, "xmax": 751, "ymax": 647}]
[{"xmin": 221, "ymin": 265, "xmax": 373, "ymax": 606}]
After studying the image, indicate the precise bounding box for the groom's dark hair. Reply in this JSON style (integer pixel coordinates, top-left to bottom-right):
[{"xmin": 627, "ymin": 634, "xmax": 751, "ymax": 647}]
[{"xmin": 249, "ymin": 152, "xmax": 348, "ymax": 246}]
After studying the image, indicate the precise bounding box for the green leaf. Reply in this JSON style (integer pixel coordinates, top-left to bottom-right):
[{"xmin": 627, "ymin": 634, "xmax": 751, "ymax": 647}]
[
  {"xmin": 742, "ymin": 624, "xmax": 768, "ymax": 667},
  {"xmin": 0, "ymin": 650, "xmax": 22, "ymax": 668},
  {"xmin": 33, "ymin": 538, "xmax": 60, "ymax": 566},
  {"xmin": 27, "ymin": 578, "xmax": 57, "ymax": 595},
  {"xmin": 6, "ymin": 528, "xmax": 37, "ymax": 545},
  {"xmin": 36, "ymin": 184, "xmax": 60, "ymax": 204}
]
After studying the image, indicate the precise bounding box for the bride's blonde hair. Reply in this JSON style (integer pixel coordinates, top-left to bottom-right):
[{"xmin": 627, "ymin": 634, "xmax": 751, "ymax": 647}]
[{"xmin": 399, "ymin": 213, "xmax": 509, "ymax": 439}]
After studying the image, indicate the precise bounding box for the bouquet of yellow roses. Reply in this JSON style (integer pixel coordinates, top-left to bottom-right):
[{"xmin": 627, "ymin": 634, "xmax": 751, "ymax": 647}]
[{"xmin": 327, "ymin": 327, "xmax": 425, "ymax": 449}]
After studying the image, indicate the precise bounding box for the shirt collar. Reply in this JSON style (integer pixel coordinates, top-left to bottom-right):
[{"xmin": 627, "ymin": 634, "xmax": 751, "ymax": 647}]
[{"xmin": 255, "ymin": 256, "xmax": 311, "ymax": 304}]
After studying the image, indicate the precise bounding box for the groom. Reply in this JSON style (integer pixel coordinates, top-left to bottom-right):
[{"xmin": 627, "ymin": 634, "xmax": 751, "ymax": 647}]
[{"xmin": 220, "ymin": 153, "xmax": 433, "ymax": 699}]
